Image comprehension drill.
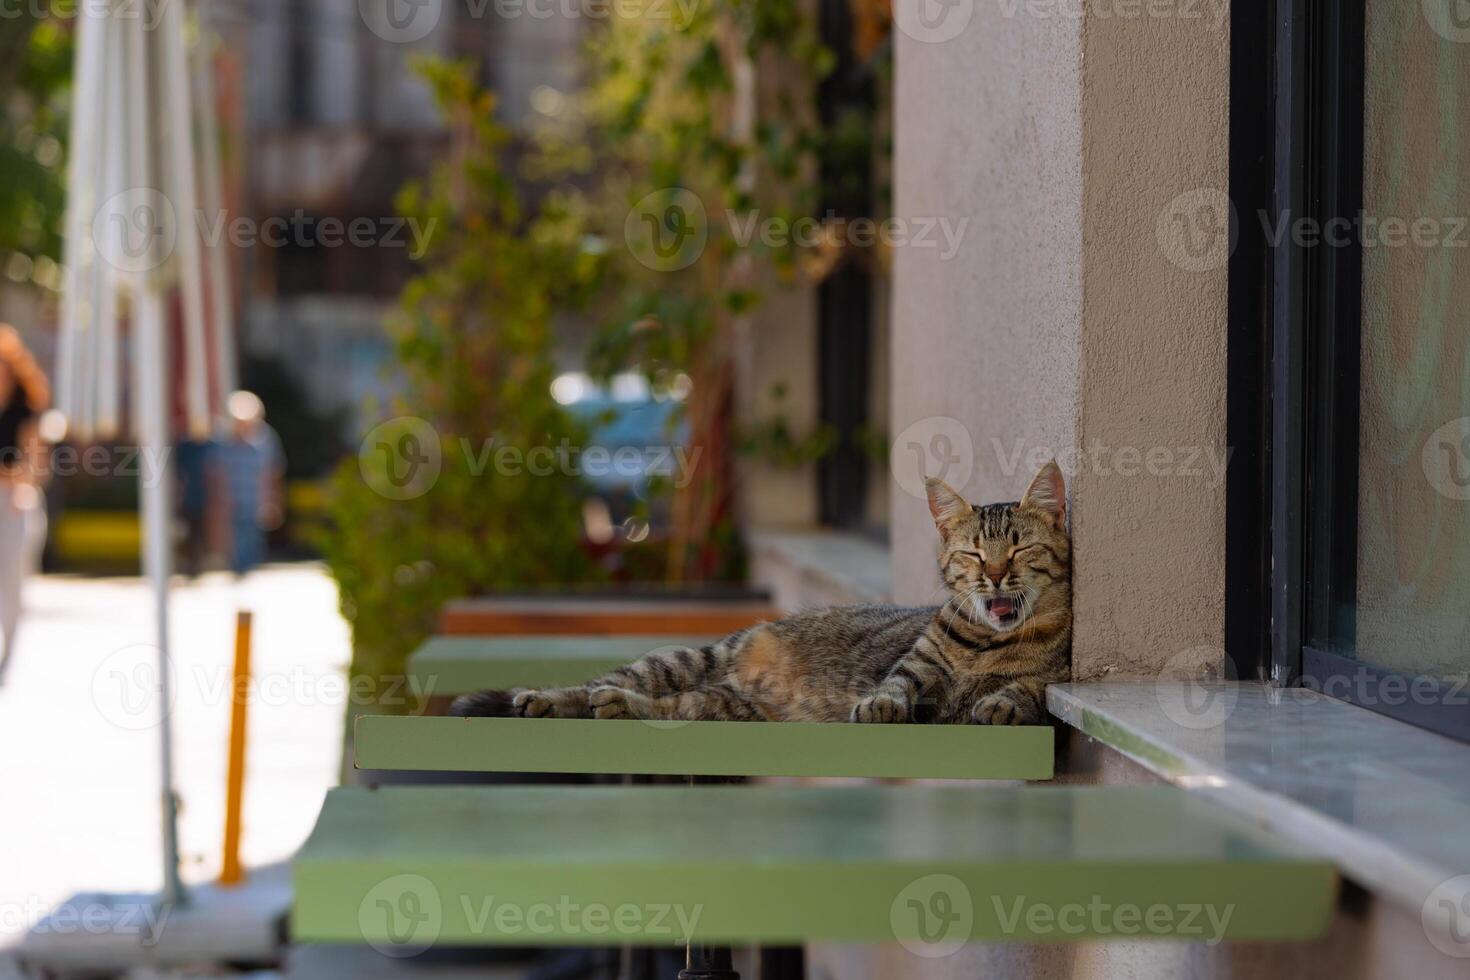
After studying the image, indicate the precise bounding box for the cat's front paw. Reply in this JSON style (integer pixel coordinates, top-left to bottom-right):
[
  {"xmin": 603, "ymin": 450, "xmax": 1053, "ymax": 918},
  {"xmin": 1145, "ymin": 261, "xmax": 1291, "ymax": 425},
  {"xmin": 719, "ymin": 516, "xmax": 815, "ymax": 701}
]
[
  {"xmin": 851, "ymin": 693, "xmax": 909, "ymax": 724},
  {"xmin": 972, "ymin": 694, "xmax": 1028, "ymax": 726},
  {"xmin": 589, "ymin": 685, "xmax": 647, "ymax": 719},
  {"xmin": 512, "ymin": 690, "xmax": 557, "ymax": 718}
]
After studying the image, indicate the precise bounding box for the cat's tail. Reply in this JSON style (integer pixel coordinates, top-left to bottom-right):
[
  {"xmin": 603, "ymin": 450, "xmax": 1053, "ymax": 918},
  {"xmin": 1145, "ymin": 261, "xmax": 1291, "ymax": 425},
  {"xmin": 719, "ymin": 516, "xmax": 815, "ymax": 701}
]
[{"xmin": 449, "ymin": 688, "xmax": 523, "ymax": 717}]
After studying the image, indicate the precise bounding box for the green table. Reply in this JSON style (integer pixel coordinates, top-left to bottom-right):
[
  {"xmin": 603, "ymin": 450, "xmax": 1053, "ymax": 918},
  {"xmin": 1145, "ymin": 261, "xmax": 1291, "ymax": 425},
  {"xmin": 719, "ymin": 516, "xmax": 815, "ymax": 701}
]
[
  {"xmin": 355, "ymin": 715, "xmax": 1056, "ymax": 780},
  {"xmin": 293, "ymin": 784, "xmax": 1336, "ymax": 947},
  {"xmin": 409, "ymin": 636, "xmax": 718, "ymax": 695}
]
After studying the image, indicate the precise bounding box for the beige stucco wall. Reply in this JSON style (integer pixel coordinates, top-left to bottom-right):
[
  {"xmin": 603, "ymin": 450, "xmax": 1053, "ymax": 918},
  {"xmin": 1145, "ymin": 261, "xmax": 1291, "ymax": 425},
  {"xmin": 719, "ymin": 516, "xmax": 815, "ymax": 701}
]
[
  {"xmin": 890, "ymin": 5, "xmax": 1084, "ymax": 599},
  {"xmin": 1069, "ymin": 3, "xmax": 1231, "ymax": 679},
  {"xmin": 891, "ymin": 1, "xmax": 1230, "ymax": 681}
]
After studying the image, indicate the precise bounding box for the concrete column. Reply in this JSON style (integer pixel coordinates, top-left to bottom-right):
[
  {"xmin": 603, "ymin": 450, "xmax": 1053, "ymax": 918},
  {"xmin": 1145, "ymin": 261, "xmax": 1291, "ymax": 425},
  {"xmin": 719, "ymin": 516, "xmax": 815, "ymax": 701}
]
[{"xmin": 890, "ymin": 0, "xmax": 1230, "ymax": 680}]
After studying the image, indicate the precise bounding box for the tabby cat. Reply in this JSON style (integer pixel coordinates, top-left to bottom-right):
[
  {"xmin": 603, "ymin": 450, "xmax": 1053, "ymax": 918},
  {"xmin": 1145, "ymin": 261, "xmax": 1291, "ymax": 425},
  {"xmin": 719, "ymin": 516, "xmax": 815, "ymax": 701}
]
[{"xmin": 451, "ymin": 460, "xmax": 1071, "ymax": 725}]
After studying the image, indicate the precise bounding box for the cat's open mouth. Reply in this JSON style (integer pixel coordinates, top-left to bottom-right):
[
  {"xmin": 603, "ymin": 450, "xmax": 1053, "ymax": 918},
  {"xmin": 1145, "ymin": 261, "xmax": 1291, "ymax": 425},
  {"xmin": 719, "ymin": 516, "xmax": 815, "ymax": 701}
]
[{"xmin": 983, "ymin": 594, "xmax": 1023, "ymax": 629}]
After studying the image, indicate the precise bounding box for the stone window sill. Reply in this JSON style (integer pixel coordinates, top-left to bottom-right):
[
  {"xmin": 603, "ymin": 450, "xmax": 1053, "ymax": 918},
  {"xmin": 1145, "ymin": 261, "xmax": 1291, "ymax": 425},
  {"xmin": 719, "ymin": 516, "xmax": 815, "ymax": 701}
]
[
  {"xmin": 747, "ymin": 529, "xmax": 892, "ymax": 611},
  {"xmin": 1049, "ymin": 681, "xmax": 1470, "ymax": 943}
]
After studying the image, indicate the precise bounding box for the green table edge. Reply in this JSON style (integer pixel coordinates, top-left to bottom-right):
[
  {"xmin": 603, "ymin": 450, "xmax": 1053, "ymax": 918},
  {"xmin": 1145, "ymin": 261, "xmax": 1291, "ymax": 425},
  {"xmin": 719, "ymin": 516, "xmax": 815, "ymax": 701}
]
[
  {"xmin": 408, "ymin": 636, "xmax": 720, "ymax": 694},
  {"xmin": 354, "ymin": 715, "xmax": 1057, "ymax": 780}
]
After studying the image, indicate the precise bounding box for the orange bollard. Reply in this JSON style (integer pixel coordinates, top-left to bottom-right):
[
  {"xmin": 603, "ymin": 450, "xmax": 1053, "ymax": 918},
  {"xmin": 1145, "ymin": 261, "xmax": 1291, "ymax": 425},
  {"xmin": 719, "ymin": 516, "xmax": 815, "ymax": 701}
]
[{"xmin": 219, "ymin": 610, "xmax": 252, "ymax": 887}]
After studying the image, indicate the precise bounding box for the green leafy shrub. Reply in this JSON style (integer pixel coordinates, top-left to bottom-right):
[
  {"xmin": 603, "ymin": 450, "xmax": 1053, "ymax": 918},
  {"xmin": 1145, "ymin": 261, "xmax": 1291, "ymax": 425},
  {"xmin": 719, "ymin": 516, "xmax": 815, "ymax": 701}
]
[{"xmin": 320, "ymin": 62, "xmax": 604, "ymax": 694}]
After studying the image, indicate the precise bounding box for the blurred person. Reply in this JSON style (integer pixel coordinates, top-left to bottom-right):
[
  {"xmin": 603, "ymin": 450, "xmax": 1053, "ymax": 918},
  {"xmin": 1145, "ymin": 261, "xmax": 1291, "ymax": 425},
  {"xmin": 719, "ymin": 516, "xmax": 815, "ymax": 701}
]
[
  {"xmin": 220, "ymin": 391, "xmax": 285, "ymax": 577},
  {"xmin": 174, "ymin": 434, "xmax": 221, "ymax": 577},
  {"xmin": 0, "ymin": 326, "xmax": 50, "ymax": 685}
]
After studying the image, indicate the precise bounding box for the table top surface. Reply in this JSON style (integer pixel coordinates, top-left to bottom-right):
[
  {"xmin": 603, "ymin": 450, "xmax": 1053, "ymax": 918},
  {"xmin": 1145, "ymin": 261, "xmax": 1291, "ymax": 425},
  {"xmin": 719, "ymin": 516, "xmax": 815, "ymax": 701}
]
[{"xmin": 294, "ymin": 784, "xmax": 1336, "ymax": 946}]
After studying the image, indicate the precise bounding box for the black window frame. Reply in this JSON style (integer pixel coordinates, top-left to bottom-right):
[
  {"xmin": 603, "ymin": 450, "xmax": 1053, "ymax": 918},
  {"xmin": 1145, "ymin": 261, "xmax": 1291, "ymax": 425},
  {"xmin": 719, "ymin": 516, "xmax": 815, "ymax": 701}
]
[
  {"xmin": 1229, "ymin": 0, "xmax": 1470, "ymax": 742},
  {"xmin": 815, "ymin": 0, "xmax": 876, "ymax": 531}
]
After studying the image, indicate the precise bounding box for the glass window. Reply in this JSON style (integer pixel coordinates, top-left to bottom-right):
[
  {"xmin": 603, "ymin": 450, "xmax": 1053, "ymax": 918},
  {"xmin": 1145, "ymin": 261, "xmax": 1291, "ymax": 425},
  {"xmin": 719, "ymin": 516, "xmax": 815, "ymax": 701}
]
[{"xmin": 1352, "ymin": 1, "xmax": 1470, "ymax": 689}]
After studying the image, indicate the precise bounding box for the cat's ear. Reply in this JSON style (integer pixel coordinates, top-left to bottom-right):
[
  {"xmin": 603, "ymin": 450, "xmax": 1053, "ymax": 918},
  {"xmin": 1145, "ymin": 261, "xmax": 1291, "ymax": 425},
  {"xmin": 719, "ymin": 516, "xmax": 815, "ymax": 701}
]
[
  {"xmin": 926, "ymin": 477, "xmax": 972, "ymax": 534},
  {"xmin": 1020, "ymin": 458, "xmax": 1066, "ymax": 528}
]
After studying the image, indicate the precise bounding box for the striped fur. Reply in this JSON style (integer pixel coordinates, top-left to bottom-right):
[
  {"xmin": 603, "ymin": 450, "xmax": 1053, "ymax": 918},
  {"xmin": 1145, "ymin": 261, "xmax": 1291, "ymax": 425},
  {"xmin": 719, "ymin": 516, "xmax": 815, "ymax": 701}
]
[{"xmin": 451, "ymin": 461, "xmax": 1071, "ymax": 725}]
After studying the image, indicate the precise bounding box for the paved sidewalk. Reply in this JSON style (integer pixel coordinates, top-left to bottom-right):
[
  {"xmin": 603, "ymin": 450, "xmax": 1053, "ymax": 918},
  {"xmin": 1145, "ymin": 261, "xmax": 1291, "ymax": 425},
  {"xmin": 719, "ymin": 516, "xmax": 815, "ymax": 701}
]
[{"xmin": 0, "ymin": 565, "xmax": 349, "ymax": 951}]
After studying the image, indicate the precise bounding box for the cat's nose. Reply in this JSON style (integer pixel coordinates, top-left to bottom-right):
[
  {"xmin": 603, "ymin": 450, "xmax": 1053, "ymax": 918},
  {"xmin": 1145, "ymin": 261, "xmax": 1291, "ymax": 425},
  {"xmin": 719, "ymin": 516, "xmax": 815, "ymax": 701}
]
[{"xmin": 984, "ymin": 566, "xmax": 1007, "ymax": 585}]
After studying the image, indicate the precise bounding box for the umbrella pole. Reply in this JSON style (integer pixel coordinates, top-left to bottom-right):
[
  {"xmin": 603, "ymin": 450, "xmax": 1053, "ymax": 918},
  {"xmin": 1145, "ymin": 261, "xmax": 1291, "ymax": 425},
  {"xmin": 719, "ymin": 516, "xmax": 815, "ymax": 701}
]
[{"xmin": 136, "ymin": 281, "xmax": 186, "ymax": 908}]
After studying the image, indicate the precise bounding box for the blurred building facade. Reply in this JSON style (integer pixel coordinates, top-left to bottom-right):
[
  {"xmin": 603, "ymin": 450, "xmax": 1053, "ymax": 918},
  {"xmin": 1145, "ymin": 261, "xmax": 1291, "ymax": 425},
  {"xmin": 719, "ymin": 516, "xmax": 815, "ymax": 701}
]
[{"xmin": 225, "ymin": 0, "xmax": 582, "ymax": 432}]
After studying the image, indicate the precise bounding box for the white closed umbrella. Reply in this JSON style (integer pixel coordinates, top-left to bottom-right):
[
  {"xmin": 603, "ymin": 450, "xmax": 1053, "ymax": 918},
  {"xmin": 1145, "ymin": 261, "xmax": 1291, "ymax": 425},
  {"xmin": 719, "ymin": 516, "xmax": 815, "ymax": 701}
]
[{"xmin": 56, "ymin": 0, "xmax": 236, "ymax": 906}]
